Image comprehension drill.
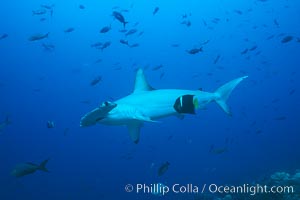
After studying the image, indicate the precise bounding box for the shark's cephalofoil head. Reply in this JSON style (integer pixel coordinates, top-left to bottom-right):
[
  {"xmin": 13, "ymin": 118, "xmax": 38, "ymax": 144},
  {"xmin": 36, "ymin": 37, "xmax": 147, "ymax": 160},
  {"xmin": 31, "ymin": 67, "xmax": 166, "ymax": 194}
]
[{"xmin": 80, "ymin": 101, "xmax": 117, "ymax": 127}]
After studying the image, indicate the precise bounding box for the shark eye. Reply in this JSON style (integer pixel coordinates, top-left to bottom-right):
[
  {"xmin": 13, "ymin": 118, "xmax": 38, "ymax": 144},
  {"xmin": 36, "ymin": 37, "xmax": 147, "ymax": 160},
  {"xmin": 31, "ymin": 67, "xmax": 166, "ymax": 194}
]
[{"xmin": 101, "ymin": 101, "xmax": 109, "ymax": 107}]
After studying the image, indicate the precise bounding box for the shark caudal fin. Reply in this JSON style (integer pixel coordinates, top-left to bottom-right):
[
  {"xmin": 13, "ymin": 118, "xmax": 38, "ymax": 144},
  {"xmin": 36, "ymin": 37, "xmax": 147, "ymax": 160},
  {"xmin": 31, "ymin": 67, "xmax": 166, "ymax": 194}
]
[
  {"xmin": 38, "ymin": 159, "xmax": 50, "ymax": 172},
  {"xmin": 214, "ymin": 76, "xmax": 248, "ymax": 115}
]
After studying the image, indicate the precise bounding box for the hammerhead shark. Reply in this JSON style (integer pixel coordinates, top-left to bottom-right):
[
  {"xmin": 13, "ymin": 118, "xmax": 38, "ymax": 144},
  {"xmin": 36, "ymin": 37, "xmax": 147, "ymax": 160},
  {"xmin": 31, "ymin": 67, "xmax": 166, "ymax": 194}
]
[{"xmin": 80, "ymin": 69, "xmax": 247, "ymax": 143}]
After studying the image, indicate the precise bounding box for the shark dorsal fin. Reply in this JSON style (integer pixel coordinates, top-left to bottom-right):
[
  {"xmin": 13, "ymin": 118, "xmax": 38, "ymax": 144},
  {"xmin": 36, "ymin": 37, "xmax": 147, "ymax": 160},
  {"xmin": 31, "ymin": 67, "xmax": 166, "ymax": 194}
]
[{"xmin": 133, "ymin": 69, "xmax": 155, "ymax": 93}]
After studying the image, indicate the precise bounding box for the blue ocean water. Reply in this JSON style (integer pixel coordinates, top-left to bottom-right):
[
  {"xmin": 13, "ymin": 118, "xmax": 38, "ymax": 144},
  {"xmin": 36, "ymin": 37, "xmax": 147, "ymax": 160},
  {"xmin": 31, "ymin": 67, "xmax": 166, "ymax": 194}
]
[{"xmin": 0, "ymin": 0, "xmax": 299, "ymax": 199}]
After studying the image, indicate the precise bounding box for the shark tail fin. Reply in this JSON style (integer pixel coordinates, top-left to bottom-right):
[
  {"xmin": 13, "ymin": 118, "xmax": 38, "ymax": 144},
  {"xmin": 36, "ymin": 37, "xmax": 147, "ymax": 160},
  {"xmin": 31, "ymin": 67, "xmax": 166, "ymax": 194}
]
[
  {"xmin": 38, "ymin": 159, "xmax": 50, "ymax": 172},
  {"xmin": 214, "ymin": 76, "xmax": 248, "ymax": 116}
]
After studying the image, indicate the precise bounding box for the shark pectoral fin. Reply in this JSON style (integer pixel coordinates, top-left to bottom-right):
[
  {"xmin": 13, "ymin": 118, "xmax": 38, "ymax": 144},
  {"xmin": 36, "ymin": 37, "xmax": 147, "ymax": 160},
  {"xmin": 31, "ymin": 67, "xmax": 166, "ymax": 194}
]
[{"xmin": 127, "ymin": 122, "xmax": 142, "ymax": 144}]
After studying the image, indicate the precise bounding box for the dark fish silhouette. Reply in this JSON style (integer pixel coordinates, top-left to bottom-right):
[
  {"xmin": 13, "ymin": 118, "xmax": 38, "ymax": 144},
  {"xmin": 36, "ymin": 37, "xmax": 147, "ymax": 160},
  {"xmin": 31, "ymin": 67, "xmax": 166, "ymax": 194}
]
[
  {"xmin": 158, "ymin": 162, "xmax": 170, "ymax": 176},
  {"xmin": 138, "ymin": 31, "xmax": 144, "ymax": 36},
  {"xmin": 28, "ymin": 32, "xmax": 49, "ymax": 41},
  {"xmin": 125, "ymin": 29, "xmax": 137, "ymax": 36},
  {"xmin": 186, "ymin": 47, "xmax": 203, "ymax": 54},
  {"xmin": 42, "ymin": 43, "xmax": 55, "ymax": 51},
  {"xmin": 90, "ymin": 42, "xmax": 102, "ymax": 48},
  {"xmin": 90, "ymin": 76, "xmax": 102, "ymax": 86},
  {"xmin": 63, "ymin": 128, "xmax": 69, "ymax": 136},
  {"xmin": 101, "ymin": 41, "xmax": 111, "ymax": 50},
  {"xmin": 94, "ymin": 58, "xmax": 102, "ymax": 64},
  {"xmin": 255, "ymin": 51, "xmax": 261, "ymax": 56},
  {"xmin": 120, "ymin": 39, "xmax": 129, "ymax": 45},
  {"xmin": 0, "ymin": 33, "xmax": 8, "ymax": 40},
  {"xmin": 160, "ymin": 72, "xmax": 165, "ymax": 79},
  {"xmin": 200, "ymin": 40, "xmax": 210, "ymax": 45},
  {"xmin": 0, "ymin": 115, "xmax": 10, "ymax": 132},
  {"xmin": 249, "ymin": 45, "xmax": 258, "ymax": 51},
  {"xmin": 47, "ymin": 121, "xmax": 54, "ymax": 128},
  {"xmin": 40, "ymin": 4, "xmax": 54, "ymax": 10},
  {"xmin": 100, "ymin": 25, "xmax": 111, "ymax": 33},
  {"xmin": 209, "ymin": 145, "xmax": 228, "ymax": 154},
  {"xmin": 181, "ymin": 20, "xmax": 191, "ymax": 27},
  {"xmin": 274, "ymin": 19, "xmax": 279, "ymax": 27},
  {"xmin": 64, "ymin": 27, "xmax": 75, "ymax": 33},
  {"xmin": 214, "ymin": 54, "xmax": 221, "ymax": 64},
  {"xmin": 153, "ymin": 7, "xmax": 159, "ymax": 15},
  {"xmin": 274, "ymin": 116, "xmax": 286, "ymax": 120},
  {"xmin": 289, "ymin": 89, "xmax": 295, "ymax": 95},
  {"xmin": 50, "ymin": 8, "xmax": 53, "ymax": 17},
  {"xmin": 171, "ymin": 44, "xmax": 180, "ymax": 47},
  {"xmin": 241, "ymin": 48, "xmax": 248, "ymax": 55},
  {"xmin": 112, "ymin": 11, "xmax": 128, "ymax": 28},
  {"xmin": 11, "ymin": 159, "xmax": 50, "ymax": 178},
  {"xmin": 152, "ymin": 65, "xmax": 163, "ymax": 71},
  {"xmin": 281, "ymin": 36, "xmax": 293, "ymax": 43},
  {"xmin": 129, "ymin": 43, "xmax": 139, "ymax": 48},
  {"xmin": 114, "ymin": 66, "xmax": 122, "ymax": 70},
  {"xmin": 234, "ymin": 10, "xmax": 243, "ymax": 15},
  {"xmin": 266, "ymin": 34, "xmax": 275, "ymax": 40},
  {"xmin": 32, "ymin": 9, "xmax": 47, "ymax": 15},
  {"xmin": 212, "ymin": 18, "xmax": 220, "ymax": 24},
  {"xmin": 79, "ymin": 5, "xmax": 85, "ymax": 9}
]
